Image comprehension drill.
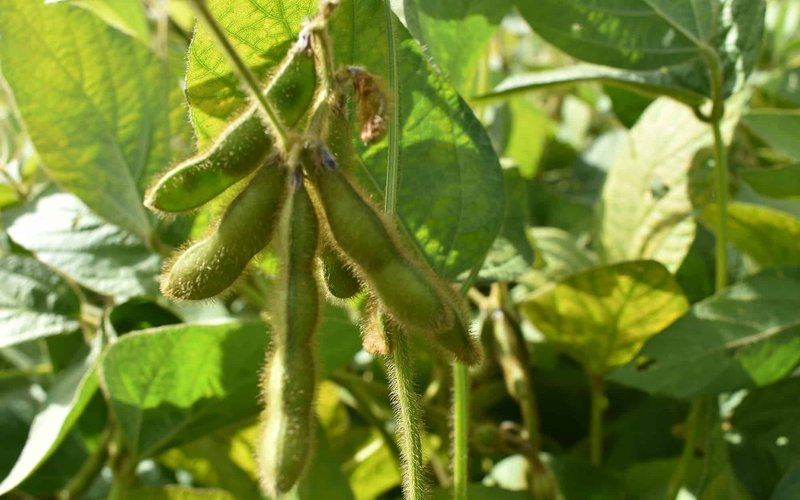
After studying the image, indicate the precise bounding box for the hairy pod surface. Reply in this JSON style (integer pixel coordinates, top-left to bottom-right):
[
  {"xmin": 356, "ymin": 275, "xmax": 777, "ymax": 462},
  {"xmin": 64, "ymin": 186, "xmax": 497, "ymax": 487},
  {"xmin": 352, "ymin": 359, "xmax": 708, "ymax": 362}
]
[
  {"xmin": 257, "ymin": 184, "xmax": 322, "ymax": 497},
  {"xmin": 308, "ymin": 166, "xmax": 451, "ymax": 333},
  {"xmin": 321, "ymin": 244, "xmax": 361, "ymax": 299},
  {"xmin": 145, "ymin": 50, "xmax": 317, "ymax": 213},
  {"xmin": 160, "ymin": 163, "xmax": 289, "ymax": 300}
]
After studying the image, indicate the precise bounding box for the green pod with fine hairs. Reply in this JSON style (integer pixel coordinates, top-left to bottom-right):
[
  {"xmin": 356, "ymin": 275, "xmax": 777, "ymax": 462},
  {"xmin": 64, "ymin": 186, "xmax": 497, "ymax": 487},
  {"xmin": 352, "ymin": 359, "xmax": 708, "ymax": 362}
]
[
  {"xmin": 320, "ymin": 244, "xmax": 361, "ymax": 299},
  {"xmin": 145, "ymin": 47, "xmax": 317, "ymax": 213},
  {"xmin": 257, "ymin": 184, "xmax": 322, "ymax": 497},
  {"xmin": 160, "ymin": 162, "xmax": 289, "ymax": 300},
  {"xmin": 307, "ymin": 165, "xmax": 452, "ymax": 334}
]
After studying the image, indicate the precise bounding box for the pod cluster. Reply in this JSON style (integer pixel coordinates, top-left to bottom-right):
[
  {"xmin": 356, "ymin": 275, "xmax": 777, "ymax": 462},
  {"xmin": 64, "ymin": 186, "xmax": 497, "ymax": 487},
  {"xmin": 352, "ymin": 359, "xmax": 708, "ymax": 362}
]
[{"xmin": 145, "ymin": 30, "xmax": 479, "ymax": 498}]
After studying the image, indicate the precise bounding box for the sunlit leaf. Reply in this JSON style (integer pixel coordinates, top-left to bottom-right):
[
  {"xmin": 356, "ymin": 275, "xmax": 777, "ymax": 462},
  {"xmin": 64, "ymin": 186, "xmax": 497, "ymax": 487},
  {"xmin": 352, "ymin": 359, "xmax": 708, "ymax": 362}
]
[
  {"xmin": 0, "ymin": 255, "xmax": 80, "ymax": 349},
  {"xmin": 610, "ymin": 267, "xmax": 800, "ymax": 397},
  {"xmin": 522, "ymin": 260, "xmax": 688, "ymax": 375}
]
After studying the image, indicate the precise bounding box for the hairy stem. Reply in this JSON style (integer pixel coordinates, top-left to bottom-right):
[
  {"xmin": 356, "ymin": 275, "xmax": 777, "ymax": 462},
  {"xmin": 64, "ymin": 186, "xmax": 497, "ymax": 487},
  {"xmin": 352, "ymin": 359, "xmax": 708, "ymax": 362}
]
[
  {"xmin": 187, "ymin": 0, "xmax": 289, "ymax": 150},
  {"xmin": 386, "ymin": 328, "xmax": 427, "ymax": 500}
]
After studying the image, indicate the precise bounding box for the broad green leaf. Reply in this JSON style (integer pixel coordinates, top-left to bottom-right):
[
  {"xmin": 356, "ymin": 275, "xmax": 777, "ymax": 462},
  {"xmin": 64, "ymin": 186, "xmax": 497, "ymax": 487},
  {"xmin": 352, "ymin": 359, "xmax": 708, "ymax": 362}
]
[
  {"xmin": 477, "ymin": 64, "xmax": 705, "ymax": 107},
  {"xmin": 610, "ymin": 267, "xmax": 800, "ymax": 397},
  {"xmin": 118, "ymin": 486, "xmax": 235, "ymax": 500},
  {"xmin": 185, "ymin": 0, "xmax": 316, "ymax": 144},
  {"xmin": 503, "ymin": 98, "xmax": 552, "ymax": 179},
  {"xmin": 99, "ymin": 321, "xmax": 267, "ymax": 459},
  {"xmin": 4, "ymin": 193, "xmax": 161, "ymax": 298},
  {"xmin": 0, "ymin": 0, "xmax": 190, "ymax": 239},
  {"xmin": 743, "ymin": 110, "xmax": 800, "ymax": 160},
  {"xmin": 477, "ymin": 167, "xmax": 536, "ymax": 283},
  {"xmin": 516, "ymin": 0, "xmax": 766, "ymax": 98},
  {"xmin": 527, "ymin": 227, "xmax": 597, "ymax": 284},
  {"xmin": 390, "ymin": 0, "xmax": 513, "ymax": 93},
  {"xmin": 347, "ymin": 433, "xmax": 401, "ymax": 500},
  {"xmin": 727, "ymin": 378, "xmax": 800, "ymax": 498},
  {"xmin": 159, "ymin": 424, "xmax": 263, "ymax": 499},
  {"xmin": 772, "ymin": 463, "xmax": 800, "ymax": 500},
  {"xmin": 294, "ymin": 424, "xmax": 355, "ymax": 500},
  {"xmin": 599, "ymin": 97, "xmax": 737, "ymax": 272},
  {"xmin": 741, "ymin": 164, "xmax": 800, "ymax": 199},
  {"xmin": 318, "ymin": 305, "xmax": 362, "ymax": 374},
  {"xmin": 697, "ymin": 401, "xmax": 752, "ymax": 500},
  {"xmin": 329, "ymin": 0, "xmax": 505, "ymax": 278},
  {"xmin": 100, "ymin": 315, "xmax": 353, "ymax": 461},
  {"xmin": 522, "ymin": 260, "xmax": 688, "ymax": 375},
  {"xmin": 432, "ymin": 484, "xmax": 528, "ymax": 500},
  {"xmin": 0, "ymin": 341, "xmax": 99, "ymax": 495},
  {"xmin": 701, "ymin": 202, "xmax": 800, "ymax": 268},
  {"xmin": 0, "ymin": 254, "xmax": 80, "ymax": 349},
  {"xmin": 48, "ymin": 0, "xmax": 151, "ymax": 43}
]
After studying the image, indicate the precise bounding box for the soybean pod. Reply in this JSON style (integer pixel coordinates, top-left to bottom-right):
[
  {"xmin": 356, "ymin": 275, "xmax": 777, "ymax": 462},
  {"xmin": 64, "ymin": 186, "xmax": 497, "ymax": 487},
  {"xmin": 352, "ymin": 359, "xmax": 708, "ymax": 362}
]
[
  {"xmin": 257, "ymin": 183, "xmax": 322, "ymax": 497},
  {"xmin": 145, "ymin": 46, "xmax": 317, "ymax": 213},
  {"xmin": 320, "ymin": 244, "xmax": 361, "ymax": 299},
  {"xmin": 160, "ymin": 161, "xmax": 289, "ymax": 300}
]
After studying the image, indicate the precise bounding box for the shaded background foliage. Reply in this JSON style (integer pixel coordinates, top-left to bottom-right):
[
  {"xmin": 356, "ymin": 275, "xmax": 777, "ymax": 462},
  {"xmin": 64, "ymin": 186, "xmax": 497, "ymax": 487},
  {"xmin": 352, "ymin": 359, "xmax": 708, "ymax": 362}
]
[{"xmin": 0, "ymin": 0, "xmax": 799, "ymax": 499}]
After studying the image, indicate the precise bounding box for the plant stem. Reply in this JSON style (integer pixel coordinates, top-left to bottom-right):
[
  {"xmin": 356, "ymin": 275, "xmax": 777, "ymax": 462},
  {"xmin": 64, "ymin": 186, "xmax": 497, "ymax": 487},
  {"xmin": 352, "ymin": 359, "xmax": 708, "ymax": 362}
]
[
  {"xmin": 452, "ymin": 362, "xmax": 469, "ymax": 500},
  {"xmin": 665, "ymin": 398, "xmax": 707, "ymax": 500},
  {"xmin": 588, "ymin": 374, "xmax": 606, "ymax": 466},
  {"xmin": 187, "ymin": 0, "xmax": 289, "ymax": 150},
  {"xmin": 667, "ymin": 50, "xmax": 729, "ymax": 500},
  {"xmin": 381, "ymin": 0, "xmax": 401, "ymax": 214},
  {"xmin": 58, "ymin": 427, "xmax": 113, "ymax": 500},
  {"xmin": 711, "ymin": 114, "xmax": 729, "ymax": 291},
  {"xmin": 386, "ymin": 327, "xmax": 427, "ymax": 500}
]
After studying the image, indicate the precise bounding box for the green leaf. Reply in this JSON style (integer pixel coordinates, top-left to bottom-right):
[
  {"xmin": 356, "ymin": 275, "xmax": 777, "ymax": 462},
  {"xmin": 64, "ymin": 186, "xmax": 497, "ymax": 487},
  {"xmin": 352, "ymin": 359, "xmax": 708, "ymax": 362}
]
[
  {"xmin": 0, "ymin": 0, "xmax": 190, "ymax": 238},
  {"xmin": 318, "ymin": 305, "xmax": 362, "ymax": 375},
  {"xmin": 158, "ymin": 423, "xmax": 263, "ymax": 500},
  {"xmin": 4, "ymin": 193, "xmax": 161, "ymax": 298},
  {"xmin": 477, "ymin": 64, "xmax": 705, "ymax": 107},
  {"xmin": 727, "ymin": 379, "xmax": 800, "ymax": 498},
  {"xmin": 431, "ymin": 484, "xmax": 528, "ymax": 500},
  {"xmin": 185, "ymin": 0, "xmax": 316, "ymax": 144},
  {"xmin": 522, "ymin": 260, "xmax": 688, "ymax": 375},
  {"xmin": 99, "ymin": 321, "xmax": 268, "ymax": 459},
  {"xmin": 329, "ymin": 0, "xmax": 505, "ymax": 278},
  {"xmin": 503, "ymin": 99, "xmax": 552, "ymax": 179},
  {"xmin": 527, "ymin": 227, "xmax": 596, "ymax": 284},
  {"xmin": 0, "ymin": 341, "xmax": 99, "ymax": 495},
  {"xmin": 0, "ymin": 254, "xmax": 80, "ymax": 349},
  {"xmin": 741, "ymin": 164, "xmax": 800, "ymax": 199},
  {"xmin": 294, "ymin": 424, "xmax": 355, "ymax": 500},
  {"xmin": 118, "ymin": 486, "xmax": 235, "ymax": 500},
  {"xmin": 697, "ymin": 401, "xmax": 752, "ymax": 500},
  {"xmin": 48, "ymin": 0, "xmax": 151, "ymax": 43},
  {"xmin": 515, "ymin": 0, "xmax": 765, "ymax": 98},
  {"xmin": 599, "ymin": 97, "xmax": 737, "ymax": 272},
  {"xmin": 610, "ymin": 267, "xmax": 800, "ymax": 397},
  {"xmin": 743, "ymin": 110, "xmax": 800, "ymax": 161},
  {"xmin": 477, "ymin": 167, "xmax": 536, "ymax": 283},
  {"xmin": 772, "ymin": 462, "xmax": 800, "ymax": 500},
  {"xmin": 391, "ymin": 0, "xmax": 513, "ymax": 93},
  {"xmin": 701, "ymin": 202, "xmax": 800, "ymax": 268}
]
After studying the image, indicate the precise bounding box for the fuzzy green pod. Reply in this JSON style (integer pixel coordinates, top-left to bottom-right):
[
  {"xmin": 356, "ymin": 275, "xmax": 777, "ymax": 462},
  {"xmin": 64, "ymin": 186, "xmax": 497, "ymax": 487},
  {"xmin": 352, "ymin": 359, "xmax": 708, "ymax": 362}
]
[
  {"xmin": 257, "ymin": 185, "xmax": 322, "ymax": 497},
  {"xmin": 308, "ymin": 167, "xmax": 451, "ymax": 333},
  {"xmin": 160, "ymin": 163, "xmax": 289, "ymax": 300},
  {"xmin": 145, "ymin": 49, "xmax": 316, "ymax": 213},
  {"xmin": 320, "ymin": 245, "xmax": 361, "ymax": 299}
]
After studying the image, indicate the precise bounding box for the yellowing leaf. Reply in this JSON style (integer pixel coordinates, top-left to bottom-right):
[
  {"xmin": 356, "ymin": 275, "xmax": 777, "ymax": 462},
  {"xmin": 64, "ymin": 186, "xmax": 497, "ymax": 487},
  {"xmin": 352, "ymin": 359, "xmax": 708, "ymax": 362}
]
[{"xmin": 522, "ymin": 260, "xmax": 688, "ymax": 375}]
